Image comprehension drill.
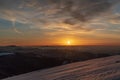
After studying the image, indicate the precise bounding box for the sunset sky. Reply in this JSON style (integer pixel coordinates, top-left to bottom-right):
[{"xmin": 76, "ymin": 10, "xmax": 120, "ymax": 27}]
[{"xmin": 0, "ymin": 0, "xmax": 120, "ymax": 46}]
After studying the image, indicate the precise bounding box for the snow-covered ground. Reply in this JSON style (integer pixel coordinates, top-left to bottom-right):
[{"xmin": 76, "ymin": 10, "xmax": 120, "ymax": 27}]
[{"xmin": 3, "ymin": 55, "xmax": 120, "ymax": 80}]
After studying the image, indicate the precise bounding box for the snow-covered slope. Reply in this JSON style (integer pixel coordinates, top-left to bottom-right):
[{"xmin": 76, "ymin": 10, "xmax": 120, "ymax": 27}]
[{"xmin": 3, "ymin": 55, "xmax": 120, "ymax": 80}]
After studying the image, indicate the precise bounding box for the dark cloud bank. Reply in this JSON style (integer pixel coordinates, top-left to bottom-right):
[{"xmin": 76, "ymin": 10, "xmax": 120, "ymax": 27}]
[
  {"xmin": 50, "ymin": 0, "xmax": 119, "ymax": 22},
  {"xmin": 0, "ymin": 0, "xmax": 119, "ymax": 20},
  {"xmin": 0, "ymin": 0, "xmax": 120, "ymax": 31}
]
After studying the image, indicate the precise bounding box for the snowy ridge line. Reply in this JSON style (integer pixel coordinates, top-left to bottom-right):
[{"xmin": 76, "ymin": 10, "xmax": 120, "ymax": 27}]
[{"xmin": 3, "ymin": 55, "xmax": 120, "ymax": 80}]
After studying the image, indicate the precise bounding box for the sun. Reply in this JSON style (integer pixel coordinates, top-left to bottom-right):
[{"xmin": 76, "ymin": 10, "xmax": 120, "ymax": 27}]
[
  {"xmin": 67, "ymin": 40, "xmax": 71, "ymax": 45},
  {"xmin": 60, "ymin": 38, "xmax": 75, "ymax": 46}
]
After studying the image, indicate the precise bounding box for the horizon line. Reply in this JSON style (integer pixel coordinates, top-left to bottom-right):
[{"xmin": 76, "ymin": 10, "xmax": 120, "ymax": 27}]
[{"xmin": 1, "ymin": 44, "xmax": 120, "ymax": 47}]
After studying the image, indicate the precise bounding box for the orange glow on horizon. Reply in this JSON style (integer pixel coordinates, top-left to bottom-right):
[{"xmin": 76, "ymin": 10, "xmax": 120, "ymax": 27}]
[{"xmin": 1, "ymin": 37, "xmax": 120, "ymax": 46}]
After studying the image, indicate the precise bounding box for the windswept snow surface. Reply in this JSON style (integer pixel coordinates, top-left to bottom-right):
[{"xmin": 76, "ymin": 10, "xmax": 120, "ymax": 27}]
[{"xmin": 3, "ymin": 55, "xmax": 120, "ymax": 80}]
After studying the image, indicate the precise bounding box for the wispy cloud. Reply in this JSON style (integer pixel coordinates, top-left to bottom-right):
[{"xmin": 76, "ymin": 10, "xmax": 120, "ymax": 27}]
[
  {"xmin": 0, "ymin": 0, "xmax": 120, "ymax": 35},
  {"xmin": 108, "ymin": 14, "xmax": 120, "ymax": 24}
]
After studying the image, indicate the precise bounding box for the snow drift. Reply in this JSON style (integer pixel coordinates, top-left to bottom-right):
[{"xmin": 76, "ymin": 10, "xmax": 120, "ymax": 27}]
[{"xmin": 3, "ymin": 55, "xmax": 120, "ymax": 80}]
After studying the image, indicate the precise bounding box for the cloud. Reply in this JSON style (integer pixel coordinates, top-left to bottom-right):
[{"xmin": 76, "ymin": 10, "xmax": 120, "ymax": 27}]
[
  {"xmin": 0, "ymin": 0, "xmax": 119, "ymax": 35},
  {"xmin": 109, "ymin": 14, "xmax": 120, "ymax": 24},
  {"xmin": 12, "ymin": 18, "xmax": 23, "ymax": 34},
  {"xmin": 57, "ymin": 0, "xmax": 119, "ymax": 22},
  {"xmin": 13, "ymin": 27, "xmax": 23, "ymax": 34},
  {"xmin": 63, "ymin": 18, "xmax": 78, "ymax": 25}
]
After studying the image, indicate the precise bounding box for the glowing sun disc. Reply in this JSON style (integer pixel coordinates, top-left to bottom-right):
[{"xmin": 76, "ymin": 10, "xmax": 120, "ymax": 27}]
[{"xmin": 67, "ymin": 41, "xmax": 71, "ymax": 45}]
